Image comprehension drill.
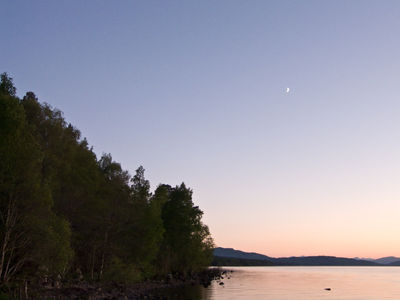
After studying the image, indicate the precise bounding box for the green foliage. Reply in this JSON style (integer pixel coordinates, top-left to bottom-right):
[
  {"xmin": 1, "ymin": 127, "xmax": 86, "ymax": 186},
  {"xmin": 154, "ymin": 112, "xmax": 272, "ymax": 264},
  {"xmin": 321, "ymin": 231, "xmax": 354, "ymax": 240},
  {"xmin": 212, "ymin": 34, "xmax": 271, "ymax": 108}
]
[
  {"xmin": 102, "ymin": 257, "xmax": 141, "ymax": 284},
  {"xmin": 0, "ymin": 73, "xmax": 16, "ymax": 97},
  {"xmin": 159, "ymin": 184, "xmax": 214, "ymax": 274},
  {"xmin": 0, "ymin": 293, "xmax": 13, "ymax": 300},
  {"xmin": 31, "ymin": 215, "xmax": 74, "ymax": 274},
  {"xmin": 0, "ymin": 91, "xmax": 73, "ymax": 283},
  {"xmin": 0, "ymin": 72, "xmax": 214, "ymax": 288}
]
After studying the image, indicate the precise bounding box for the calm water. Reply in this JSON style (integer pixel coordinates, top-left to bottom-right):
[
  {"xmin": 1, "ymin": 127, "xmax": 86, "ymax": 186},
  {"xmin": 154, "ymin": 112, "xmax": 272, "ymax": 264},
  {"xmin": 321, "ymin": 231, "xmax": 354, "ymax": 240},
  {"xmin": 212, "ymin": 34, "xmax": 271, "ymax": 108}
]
[{"xmin": 166, "ymin": 267, "xmax": 400, "ymax": 299}]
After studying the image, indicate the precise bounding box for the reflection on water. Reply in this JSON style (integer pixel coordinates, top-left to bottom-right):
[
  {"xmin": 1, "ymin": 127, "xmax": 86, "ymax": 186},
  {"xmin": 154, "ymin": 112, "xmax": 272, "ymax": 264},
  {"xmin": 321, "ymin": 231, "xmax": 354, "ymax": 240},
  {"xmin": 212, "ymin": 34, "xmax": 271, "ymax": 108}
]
[
  {"xmin": 161, "ymin": 267, "xmax": 400, "ymax": 299},
  {"xmin": 205, "ymin": 266, "xmax": 400, "ymax": 300},
  {"xmin": 153, "ymin": 283, "xmax": 211, "ymax": 300}
]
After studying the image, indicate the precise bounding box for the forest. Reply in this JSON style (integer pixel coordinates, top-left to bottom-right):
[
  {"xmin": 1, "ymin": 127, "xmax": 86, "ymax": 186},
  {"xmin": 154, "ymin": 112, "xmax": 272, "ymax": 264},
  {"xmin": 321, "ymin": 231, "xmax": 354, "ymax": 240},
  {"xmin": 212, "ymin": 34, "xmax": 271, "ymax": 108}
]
[{"xmin": 0, "ymin": 72, "xmax": 214, "ymax": 294}]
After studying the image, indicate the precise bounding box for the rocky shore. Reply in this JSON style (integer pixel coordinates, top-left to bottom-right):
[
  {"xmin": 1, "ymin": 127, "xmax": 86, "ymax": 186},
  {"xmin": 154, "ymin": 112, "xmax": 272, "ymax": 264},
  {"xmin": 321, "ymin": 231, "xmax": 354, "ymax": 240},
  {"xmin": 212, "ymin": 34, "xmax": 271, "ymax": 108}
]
[{"xmin": 25, "ymin": 268, "xmax": 229, "ymax": 299}]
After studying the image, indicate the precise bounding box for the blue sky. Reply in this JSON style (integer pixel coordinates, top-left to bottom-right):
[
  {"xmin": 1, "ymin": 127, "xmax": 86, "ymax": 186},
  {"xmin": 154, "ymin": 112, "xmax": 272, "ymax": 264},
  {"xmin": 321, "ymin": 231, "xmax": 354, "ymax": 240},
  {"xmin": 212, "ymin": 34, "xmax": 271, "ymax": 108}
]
[{"xmin": 2, "ymin": 1, "xmax": 400, "ymax": 257}]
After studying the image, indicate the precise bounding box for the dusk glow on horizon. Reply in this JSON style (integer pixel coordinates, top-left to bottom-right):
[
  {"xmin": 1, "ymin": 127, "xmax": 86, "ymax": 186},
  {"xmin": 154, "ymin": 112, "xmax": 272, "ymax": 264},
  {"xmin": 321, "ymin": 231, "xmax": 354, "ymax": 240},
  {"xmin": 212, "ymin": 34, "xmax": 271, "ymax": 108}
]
[{"xmin": 2, "ymin": 0, "xmax": 400, "ymax": 259}]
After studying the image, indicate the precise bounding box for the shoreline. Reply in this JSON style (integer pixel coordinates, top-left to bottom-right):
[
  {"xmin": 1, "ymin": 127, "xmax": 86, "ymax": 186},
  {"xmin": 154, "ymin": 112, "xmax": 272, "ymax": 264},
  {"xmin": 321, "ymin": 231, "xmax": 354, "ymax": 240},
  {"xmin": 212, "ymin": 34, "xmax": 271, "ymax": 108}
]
[{"xmin": 26, "ymin": 268, "xmax": 228, "ymax": 299}]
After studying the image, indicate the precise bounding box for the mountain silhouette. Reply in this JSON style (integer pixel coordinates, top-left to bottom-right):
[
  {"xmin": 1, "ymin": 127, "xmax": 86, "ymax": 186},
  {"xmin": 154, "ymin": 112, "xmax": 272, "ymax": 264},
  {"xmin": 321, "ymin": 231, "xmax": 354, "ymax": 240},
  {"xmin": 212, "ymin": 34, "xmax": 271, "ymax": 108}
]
[{"xmin": 213, "ymin": 247, "xmax": 382, "ymax": 266}]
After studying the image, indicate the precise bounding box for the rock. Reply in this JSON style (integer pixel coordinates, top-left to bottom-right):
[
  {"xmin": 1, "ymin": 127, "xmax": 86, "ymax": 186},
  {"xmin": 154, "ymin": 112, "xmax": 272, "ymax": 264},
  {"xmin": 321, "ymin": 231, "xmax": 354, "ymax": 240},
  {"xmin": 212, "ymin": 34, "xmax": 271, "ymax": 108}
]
[
  {"xmin": 325, "ymin": 288, "xmax": 331, "ymax": 291},
  {"xmin": 76, "ymin": 268, "xmax": 84, "ymax": 281}
]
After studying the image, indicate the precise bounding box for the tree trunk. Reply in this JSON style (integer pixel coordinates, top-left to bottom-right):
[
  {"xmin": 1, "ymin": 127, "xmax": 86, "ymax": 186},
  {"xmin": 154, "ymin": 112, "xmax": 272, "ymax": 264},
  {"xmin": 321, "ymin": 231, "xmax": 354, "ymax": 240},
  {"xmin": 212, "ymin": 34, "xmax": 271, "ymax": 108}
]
[
  {"xmin": 99, "ymin": 228, "xmax": 109, "ymax": 280},
  {"xmin": 90, "ymin": 246, "xmax": 96, "ymax": 280},
  {"xmin": 0, "ymin": 197, "xmax": 15, "ymax": 281},
  {"xmin": 24, "ymin": 280, "xmax": 28, "ymax": 299}
]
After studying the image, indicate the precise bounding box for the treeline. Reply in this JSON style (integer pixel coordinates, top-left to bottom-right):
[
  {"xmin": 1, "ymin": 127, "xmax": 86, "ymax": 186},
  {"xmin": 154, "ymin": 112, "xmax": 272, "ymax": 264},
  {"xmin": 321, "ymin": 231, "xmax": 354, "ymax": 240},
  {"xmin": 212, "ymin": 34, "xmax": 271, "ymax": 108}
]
[{"xmin": 0, "ymin": 73, "xmax": 214, "ymax": 289}]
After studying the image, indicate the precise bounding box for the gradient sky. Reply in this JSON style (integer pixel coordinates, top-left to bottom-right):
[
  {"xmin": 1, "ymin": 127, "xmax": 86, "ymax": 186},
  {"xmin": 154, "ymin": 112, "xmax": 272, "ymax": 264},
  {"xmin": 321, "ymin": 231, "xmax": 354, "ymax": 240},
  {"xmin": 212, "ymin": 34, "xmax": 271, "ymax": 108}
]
[{"xmin": 2, "ymin": 1, "xmax": 400, "ymax": 258}]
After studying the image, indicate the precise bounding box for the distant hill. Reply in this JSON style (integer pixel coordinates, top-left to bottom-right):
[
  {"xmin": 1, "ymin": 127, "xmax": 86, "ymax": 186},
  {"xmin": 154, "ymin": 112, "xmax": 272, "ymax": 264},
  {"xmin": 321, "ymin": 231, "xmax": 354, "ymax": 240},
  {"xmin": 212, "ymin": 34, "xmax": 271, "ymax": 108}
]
[
  {"xmin": 213, "ymin": 247, "xmax": 381, "ymax": 266},
  {"xmin": 388, "ymin": 260, "xmax": 400, "ymax": 266},
  {"xmin": 212, "ymin": 256, "xmax": 274, "ymax": 266},
  {"xmin": 273, "ymin": 256, "xmax": 379, "ymax": 266},
  {"xmin": 213, "ymin": 247, "xmax": 272, "ymax": 261},
  {"xmin": 366, "ymin": 257, "xmax": 400, "ymax": 265}
]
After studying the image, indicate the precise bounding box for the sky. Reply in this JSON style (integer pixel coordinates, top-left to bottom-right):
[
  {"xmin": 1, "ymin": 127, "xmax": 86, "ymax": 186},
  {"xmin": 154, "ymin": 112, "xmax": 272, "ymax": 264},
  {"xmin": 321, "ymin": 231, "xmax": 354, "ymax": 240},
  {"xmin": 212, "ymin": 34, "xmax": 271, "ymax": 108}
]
[{"xmin": 2, "ymin": 0, "xmax": 400, "ymax": 258}]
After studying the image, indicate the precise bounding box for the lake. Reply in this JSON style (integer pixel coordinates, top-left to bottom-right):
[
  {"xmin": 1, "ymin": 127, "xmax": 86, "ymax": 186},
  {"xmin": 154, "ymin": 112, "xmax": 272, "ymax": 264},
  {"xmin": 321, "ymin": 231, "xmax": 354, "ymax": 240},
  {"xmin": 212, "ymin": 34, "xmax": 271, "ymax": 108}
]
[{"xmin": 166, "ymin": 267, "xmax": 400, "ymax": 299}]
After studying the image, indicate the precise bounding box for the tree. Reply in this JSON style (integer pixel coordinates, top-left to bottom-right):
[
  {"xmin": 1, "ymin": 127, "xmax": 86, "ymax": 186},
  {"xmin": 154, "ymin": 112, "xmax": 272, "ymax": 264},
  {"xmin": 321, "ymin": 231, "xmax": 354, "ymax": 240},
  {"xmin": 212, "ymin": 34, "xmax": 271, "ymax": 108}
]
[
  {"xmin": 131, "ymin": 166, "xmax": 150, "ymax": 203},
  {"xmin": 0, "ymin": 73, "xmax": 16, "ymax": 97},
  {"xmin": 95, "ymin": 154, "xmax": 132, "ymax": 280},
  {"xmin": 126, "ymin": 168, "xmax": 165, "ymax": 278},
  {"xmin": 160, "ymin": 183, "xmax": 214, "ymax": 275},
  {"xmin": 0, "ymin": 92, "xmax": 72, "ymax": 285}
]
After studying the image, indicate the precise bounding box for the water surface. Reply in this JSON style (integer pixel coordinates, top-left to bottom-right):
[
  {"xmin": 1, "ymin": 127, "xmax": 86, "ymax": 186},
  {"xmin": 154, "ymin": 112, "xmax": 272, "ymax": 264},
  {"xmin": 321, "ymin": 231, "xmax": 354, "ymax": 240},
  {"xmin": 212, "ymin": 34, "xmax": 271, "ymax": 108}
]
[{"xmin": 202, "ymin": 266, "xmax": 400, "ymax": 299}]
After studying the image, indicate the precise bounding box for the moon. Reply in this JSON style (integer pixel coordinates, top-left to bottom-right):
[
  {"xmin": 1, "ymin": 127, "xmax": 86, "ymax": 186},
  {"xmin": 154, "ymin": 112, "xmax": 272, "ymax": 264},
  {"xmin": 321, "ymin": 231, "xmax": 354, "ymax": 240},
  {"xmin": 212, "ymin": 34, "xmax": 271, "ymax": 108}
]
[{"xmin": 286, "ymin": 87, "xmax": 290, "ymax": 93}]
